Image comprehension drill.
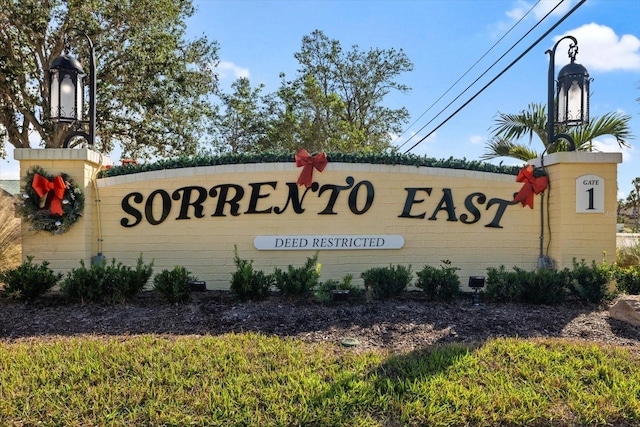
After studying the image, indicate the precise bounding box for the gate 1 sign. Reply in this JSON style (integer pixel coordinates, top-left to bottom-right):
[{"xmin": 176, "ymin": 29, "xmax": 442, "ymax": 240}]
[
  {"xmin": 576, "ymin": 174, "xmax": 604, "ymax": 213},
  {"xmin": 254, "ymin": 235, "xmax": 405, "ymax": 250}
]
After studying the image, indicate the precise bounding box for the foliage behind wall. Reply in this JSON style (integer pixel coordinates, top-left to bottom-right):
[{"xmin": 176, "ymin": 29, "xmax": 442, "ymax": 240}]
[{"xmin": 99, "ymin": 151, "xmax": 523, "ymax": 178}]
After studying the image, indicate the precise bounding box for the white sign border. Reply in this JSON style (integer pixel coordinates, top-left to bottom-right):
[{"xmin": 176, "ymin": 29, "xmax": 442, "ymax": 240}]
[{"xmin": 576, "ymin": 174, "xmax": 605, "ymax": 213}]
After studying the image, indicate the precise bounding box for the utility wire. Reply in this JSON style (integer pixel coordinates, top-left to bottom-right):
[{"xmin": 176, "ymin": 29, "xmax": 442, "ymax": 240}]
[
  {"xmin": 404, "ymin": 0, "xmax": 586, "ymax": 154},
  {"xmin": 395, "ymin": 0, "xmax": 542, "ymax": 151},
  {"xmin": 399, "ymin": 0, "xmax": 561, "ymax": 152}
]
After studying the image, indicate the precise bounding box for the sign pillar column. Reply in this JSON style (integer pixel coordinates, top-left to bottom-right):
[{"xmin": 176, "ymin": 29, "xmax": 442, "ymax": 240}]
[
  {"xmin": 531, "ymin": 152, "xmax": 622, "ymax": 269},
  {"xmin": 14, "ymin": 148, "xmax": 111, "ymax": 274}
]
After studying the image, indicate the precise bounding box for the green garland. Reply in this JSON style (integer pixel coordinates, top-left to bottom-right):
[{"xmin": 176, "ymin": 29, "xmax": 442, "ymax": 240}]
[
  {"xmin": 16, "ymin": 166, "xmax": 85, "ymax": 234},
  {"xmin": 98, "ymin": 150, "xmax": 525, "ymax": 178}
]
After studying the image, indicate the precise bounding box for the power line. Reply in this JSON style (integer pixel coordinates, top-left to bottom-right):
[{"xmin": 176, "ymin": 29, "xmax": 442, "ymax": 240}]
[
  {"xmin": 399, "ymin": 0, "xmax": 562, "ymax": 152},
  {"xmin": 404, "ymin": 0, "xmax": 586, "ymax": 154},
  {"xmin": 394, "ymin": 0, "xmax": 543, "ymax": 151}
]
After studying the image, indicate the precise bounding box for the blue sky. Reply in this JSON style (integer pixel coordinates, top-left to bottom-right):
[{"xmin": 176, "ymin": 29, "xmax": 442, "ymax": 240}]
[
  {"xmin": 187, "ymin": 0, "xmax": 640, "ymax": 199},
  {"xmin": 2, "ymin": 0, "xmax": 639, "ymax": 198}
]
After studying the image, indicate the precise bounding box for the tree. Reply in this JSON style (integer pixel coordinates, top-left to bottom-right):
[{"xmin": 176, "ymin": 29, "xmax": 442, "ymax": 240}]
[
  {"xmin": 209, "ymin": 77, "xmax": 272, "ymax": 154},
  {"xmin": 481, "ymin": 103, "xmax": 633, "ymax": 161},
  {"xmin": 266, "ymin": 30, "xmax": 413, "ymax": 153},
  {"xmin": 0, "ymin": 0, "xmax": 219, "ymax": 160}
]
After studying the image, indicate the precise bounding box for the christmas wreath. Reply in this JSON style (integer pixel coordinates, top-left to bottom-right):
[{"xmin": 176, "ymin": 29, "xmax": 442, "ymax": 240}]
[{"xmin": 16, "ymin": 166, "xmax": 85, "ymax": 234}]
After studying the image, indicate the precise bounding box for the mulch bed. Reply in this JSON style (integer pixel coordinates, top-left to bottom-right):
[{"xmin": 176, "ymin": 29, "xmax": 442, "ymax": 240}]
[{"xmin": 2, "ymin": 290, "xmax": 640, "ymax": 354}]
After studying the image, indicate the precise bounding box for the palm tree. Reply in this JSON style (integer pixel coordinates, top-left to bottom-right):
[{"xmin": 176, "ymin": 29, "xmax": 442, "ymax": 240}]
[{"xmin": 481, "ymin": 103, "xmax": 633, "ymax": 161}]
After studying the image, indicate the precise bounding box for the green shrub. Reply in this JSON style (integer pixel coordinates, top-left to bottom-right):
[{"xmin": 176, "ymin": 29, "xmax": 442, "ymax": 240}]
[
  {"xmin": 486, "ymin": 266, "xmax": 568, "ymax": 305},
  {"xmin": 273, "ymin": 253, "xmax": 320, "ymax": 298},
  {"xmin": 569, "ymin": 259, "xmax": 613, "ymax": 303},
  {"xmin": 361, "ymin": 264, "xmax": 412, "ymax": 300},
  {"xmin": 485, "ymin": 266, "xmax": 523, "ymax": 303},
  {"xmin": 520, "ymin": 267, "xmax": 569, "ymax": 305},
  {"xmin": 108, "ymin": 256, "xmax": 154, "ymax": 303},
  {"xmin": 61, "ymin": 260, "xmax": 105, "ymax": 303},
  {"xmin": 314, "ymin": 274, "xmax": 362, "ymax": 304},
  {"xmin": 153, "ymin": 266, "xmax": 196, "ymax": 304},
  {"xmin": 0, "ymin": 256, "xmax": 61, "ymax": 302},
  {"xmin": 415, "ymin": 260, "xmax": 460, "ymax": 302},
  {"xmin": 230, "ymin": 246, "xmax": 272, "ymax": 301},
  {"xmin": 62, "ymin": 255, "xmax": 153, "ymax": 304},
  {"xmin": 615, "ymin": 265, "xmax": 640, "ymax": 295}
]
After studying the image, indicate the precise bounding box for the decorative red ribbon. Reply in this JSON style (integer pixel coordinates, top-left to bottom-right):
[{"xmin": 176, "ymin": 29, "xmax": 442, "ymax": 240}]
[
  {"xmin": 295, "ymin": 149, "xmax": 327, "ymax": 188},
  {"xmin": 513, "ymin": 165, "xmax": 548, "ymax": 209},
  {"xmin": 32, "ymin": 173, "xmax": 66, "ymax": 216}
]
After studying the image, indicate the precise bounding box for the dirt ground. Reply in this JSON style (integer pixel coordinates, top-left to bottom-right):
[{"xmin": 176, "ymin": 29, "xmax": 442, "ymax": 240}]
[{"xmin": 2, "ymin": 290, "xmax": 640, "ymax": 354}]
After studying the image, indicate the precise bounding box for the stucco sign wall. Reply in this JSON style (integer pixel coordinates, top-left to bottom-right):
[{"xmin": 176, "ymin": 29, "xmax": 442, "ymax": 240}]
[
  {"xmin": 15, "ymin": 149, "xmax": 621, "ymax": 290},
  {"xmin": 93, "ymin": 162, "xmax": 542, "ymax": 288}
]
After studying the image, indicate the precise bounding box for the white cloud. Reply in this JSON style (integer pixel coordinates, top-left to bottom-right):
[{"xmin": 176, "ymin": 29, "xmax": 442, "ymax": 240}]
[
  {"xmin": 557, "ymin": 24, "xmax": 640, "ymax": 72},
  {"xmin": 503, "ymin": 3, "xmax": 640, "ymax": 72},
  {"xmin": 506, "ymin": 0, "xmax": 571, "ymax": 22},
  {"xmin": 469, "ymin": 135, "xmax": 484, "ymax": 145},
  {"xmin": 494, "ymin": 1, "xmax": 573, "ymax": 39},
  {"xmin": 506, "ymin": 1, "xmax": 527, "ymax": 21},
  {"xmin": 214, "ymin": 61, "xmax": 250, "ymax": 80},
  {"xmin": 532, "ymin": 0, "xmax": 572, "ymax": 20},
  {"xmin": 591, "ymin": 136, "xmax": 632, "ymax": 162},
  {"xmin": 507, "ymin": 0, "xmax": 572, "ymax": 21}
]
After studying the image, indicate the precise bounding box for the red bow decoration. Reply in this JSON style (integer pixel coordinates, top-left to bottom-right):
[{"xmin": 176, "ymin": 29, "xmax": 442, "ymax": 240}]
[
  {"xmin": 513, "ymin": 165, "xmax": 548, "ymax": 209},
  {"xmin": 32, "ymin": 173, "xmax": 66, "ymax": 216},
  {"xmin": 295, "ymin": 149, "xmax": 328, "ymax": 188}
]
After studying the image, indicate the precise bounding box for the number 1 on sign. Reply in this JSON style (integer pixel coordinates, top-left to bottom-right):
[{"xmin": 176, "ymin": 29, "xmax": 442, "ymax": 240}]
[{"xmin": 586, "ymin": 187, "xmax": 595, "ymax": 210}]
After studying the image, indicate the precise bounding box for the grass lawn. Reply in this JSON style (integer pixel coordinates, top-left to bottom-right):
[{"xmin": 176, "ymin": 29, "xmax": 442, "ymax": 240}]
[{"xmin": 1, "ymin": 333, "xmax": 640, "ymax": 426}]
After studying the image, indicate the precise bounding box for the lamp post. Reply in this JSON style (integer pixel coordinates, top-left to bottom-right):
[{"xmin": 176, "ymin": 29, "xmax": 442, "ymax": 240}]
[
  {"xmin": 546, "ymin": 35, "xmax": 590, "ymax": 152},
  {"xmin": 48, "ymin": 28, "xmax": 96, "ymax": 149},
  {"xmin": 539, "ymin": 36, "xmax": 590, "ymax": 268}
]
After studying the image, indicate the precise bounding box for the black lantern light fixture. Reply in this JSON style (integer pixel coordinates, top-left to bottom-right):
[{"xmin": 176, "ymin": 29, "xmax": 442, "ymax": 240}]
[
  {"xmin": 546, "ymin": 35, "xmax": 590, "ymax": 152},
  {"xmin": 538, "ymin": 35, "xmax": 590, "ymax": 269},
  {"xmin": 48, "ymin": 28, "xmax": 96, "ymax": 149}
]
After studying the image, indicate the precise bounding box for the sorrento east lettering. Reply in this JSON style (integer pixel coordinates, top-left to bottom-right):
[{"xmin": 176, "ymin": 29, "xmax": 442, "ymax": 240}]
[{"xmin": 119, "ymin": 176, "xmax": 513, "ymax": 228}]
